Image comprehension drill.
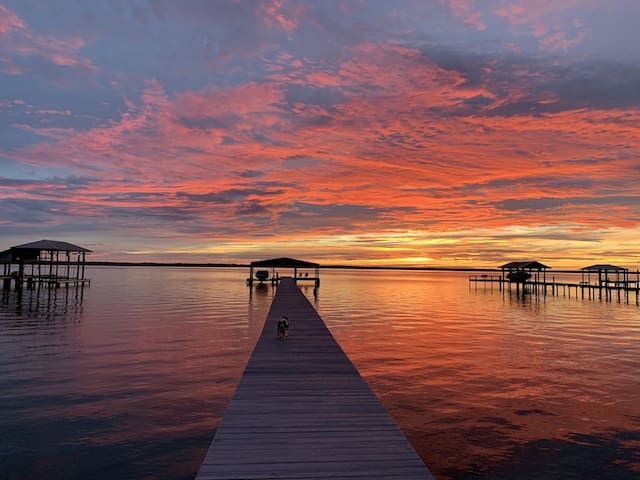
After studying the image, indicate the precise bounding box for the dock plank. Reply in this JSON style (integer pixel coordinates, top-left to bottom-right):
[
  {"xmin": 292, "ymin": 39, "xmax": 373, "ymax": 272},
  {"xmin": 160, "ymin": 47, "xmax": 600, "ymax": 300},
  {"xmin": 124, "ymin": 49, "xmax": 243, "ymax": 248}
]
[{"xmin": 195, "ymin": 278, "xmax": 434, "ymax": 480}]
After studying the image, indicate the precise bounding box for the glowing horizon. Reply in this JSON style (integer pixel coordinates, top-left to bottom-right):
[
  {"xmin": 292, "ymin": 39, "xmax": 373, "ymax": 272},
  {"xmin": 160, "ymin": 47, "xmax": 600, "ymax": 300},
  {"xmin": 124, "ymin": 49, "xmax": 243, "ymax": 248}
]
[{"xmin": 1, "ymin": 1, "xmax": 639, "ymax": 269}]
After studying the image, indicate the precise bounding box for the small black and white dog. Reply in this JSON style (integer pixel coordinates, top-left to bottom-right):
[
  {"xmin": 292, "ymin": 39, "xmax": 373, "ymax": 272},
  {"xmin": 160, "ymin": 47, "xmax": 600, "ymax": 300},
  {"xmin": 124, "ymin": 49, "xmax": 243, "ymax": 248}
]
[{"xmin": 277, "ymin": 316, "xmax": 289, "ymax": 340}]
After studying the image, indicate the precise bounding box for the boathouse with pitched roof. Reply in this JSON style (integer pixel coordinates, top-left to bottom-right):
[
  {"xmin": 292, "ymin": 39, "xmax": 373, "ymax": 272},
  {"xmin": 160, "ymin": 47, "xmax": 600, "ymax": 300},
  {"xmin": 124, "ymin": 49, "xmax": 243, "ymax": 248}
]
[
  {"xmin": 247, "ymin": 257, "xmax": 320, "ymax": 287},
  {"xmin": 500, "ymin": 260, "xmax": 550, "ymax": 284},
  {"xmin": 580, "ymin": 264, "xmax": 629, "ymax": 287},
  {"xmin": 1, "ymin": 239, "xmax": 91, "ymax": 290}
]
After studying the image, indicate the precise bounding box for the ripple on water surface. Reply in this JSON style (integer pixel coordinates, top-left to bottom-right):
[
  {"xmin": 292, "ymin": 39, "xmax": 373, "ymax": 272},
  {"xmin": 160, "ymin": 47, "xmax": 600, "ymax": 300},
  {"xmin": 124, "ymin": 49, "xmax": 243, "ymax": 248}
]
[
  {"xmin": 312, "ymin": 270, "xmax": 640, "ymax": 480},
  {"xmin": 1, "ymin": 267, "xmax": 640, "ymax": 479},
  {"xmin": 0, "ymin": 267, "xmax": 268, "ymax": 480}
]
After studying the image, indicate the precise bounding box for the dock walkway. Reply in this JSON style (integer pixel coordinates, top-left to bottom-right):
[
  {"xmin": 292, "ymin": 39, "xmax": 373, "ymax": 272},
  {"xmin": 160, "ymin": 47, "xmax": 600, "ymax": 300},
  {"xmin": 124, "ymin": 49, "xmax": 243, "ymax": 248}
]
[{"xmin": 196, "ymin": 277, "xmax": 433, "ymax": 479}]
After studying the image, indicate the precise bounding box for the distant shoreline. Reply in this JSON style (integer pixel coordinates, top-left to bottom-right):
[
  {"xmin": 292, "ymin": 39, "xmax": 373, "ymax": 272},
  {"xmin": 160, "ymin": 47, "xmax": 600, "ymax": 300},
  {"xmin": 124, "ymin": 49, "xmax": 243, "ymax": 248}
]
[{"xmin": 86, "ymin": 261, "xmax": 585, "ymax": 274}]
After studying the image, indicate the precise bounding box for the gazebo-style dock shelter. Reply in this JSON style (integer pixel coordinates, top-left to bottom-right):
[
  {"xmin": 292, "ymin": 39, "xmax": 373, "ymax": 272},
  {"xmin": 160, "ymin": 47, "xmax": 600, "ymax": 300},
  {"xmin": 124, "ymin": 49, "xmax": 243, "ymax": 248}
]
[
  {"xmin": 1, "ymin": 239, "xmax": 91, "ymax": 290},
  {"xmin": 580, "ymin": 264, "xmax": 629, "ymax": 287},
  {"xmin": 247, "ymin": 257, "xmax": 320, "ymax": 287},
  {"xmin": 500, "ymin": 260, "xmax": 550, "ymax": 284}
]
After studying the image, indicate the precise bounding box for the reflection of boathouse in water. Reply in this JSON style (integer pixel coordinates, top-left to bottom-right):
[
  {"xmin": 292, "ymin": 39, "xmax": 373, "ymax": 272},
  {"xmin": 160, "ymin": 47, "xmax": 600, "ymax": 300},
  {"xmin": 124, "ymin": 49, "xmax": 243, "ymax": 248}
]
[
  {"xmin": 1, "ymin": 239, "xmax": 91, "ymax": 291},
  {"xmin": 501, "ymin": 260, "xmax": 550, "ymax": 285}
]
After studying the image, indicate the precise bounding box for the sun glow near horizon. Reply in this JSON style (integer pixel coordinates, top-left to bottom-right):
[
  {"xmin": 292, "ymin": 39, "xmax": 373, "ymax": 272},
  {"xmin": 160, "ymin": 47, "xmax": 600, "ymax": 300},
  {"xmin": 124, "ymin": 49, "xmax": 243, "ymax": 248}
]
[
  {"xmin": 102, "ymin": 223, "xmax": 640, "ymax": 270},
  {"xmin": 1, "ymin": 1, "xmax": 639, "ymax": 268}
]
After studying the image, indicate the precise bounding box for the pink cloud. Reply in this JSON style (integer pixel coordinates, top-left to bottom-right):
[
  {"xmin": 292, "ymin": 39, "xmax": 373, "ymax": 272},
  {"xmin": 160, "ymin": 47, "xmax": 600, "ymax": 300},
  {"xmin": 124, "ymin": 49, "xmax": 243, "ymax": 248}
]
[
  {"xmin": 260, "ymin": 0, "xmax": 304, "ymax": 34},
  {"xmin": 494, "ymin": 0, "xmax": 595, "ymax": 52},
  {"xmin": 0, "ymin": 4, "xmax": 97, "ymax": 77},
  {"xmin": 5, "ymin": 35, "xmax": 640, "ymax": 265},
  {"xmin": 444, "ymin": 0, "xmax": 486, "ymax": 31},
  {"xmin": 0, "ymin": 4, "xmax": 25, "ymax": 33}
]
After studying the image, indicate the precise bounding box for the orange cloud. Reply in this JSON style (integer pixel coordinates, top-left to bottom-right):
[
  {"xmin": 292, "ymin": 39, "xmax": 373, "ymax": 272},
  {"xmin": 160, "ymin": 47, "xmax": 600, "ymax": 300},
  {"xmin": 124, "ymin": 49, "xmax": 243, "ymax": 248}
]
[
  {"xmin": 3, "ymin": 18, "xmax": 639, "ymax": 267},
  {"xmin": 444, "ymin": 0, "xmax": 486, "ymax": 30}
]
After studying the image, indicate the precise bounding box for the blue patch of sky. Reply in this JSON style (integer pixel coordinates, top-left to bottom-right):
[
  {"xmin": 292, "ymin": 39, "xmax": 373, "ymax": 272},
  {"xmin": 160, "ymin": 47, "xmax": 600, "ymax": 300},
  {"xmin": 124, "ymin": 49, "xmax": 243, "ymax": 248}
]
[
  {"xmin": 0, "ymin": 124, "xmax": 44, "ymax": 151},
  {"xmin": 6, "ymin": 1, "xmax": 235, "ymax": 93},
  {"xmin": 1, "ymin": 74, "xmax": 127, "ymax": 128},
  {"xmin": 0, "ymin": 157, "xmax": 73, "ymax": 181}
]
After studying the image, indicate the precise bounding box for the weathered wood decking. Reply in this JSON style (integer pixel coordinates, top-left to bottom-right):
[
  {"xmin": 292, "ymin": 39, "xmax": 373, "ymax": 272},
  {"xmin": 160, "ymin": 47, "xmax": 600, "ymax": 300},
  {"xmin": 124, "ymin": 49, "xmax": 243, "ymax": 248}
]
[{"xmin": 196, "ymin": 277, "xmax": 434, "ymax": 480}]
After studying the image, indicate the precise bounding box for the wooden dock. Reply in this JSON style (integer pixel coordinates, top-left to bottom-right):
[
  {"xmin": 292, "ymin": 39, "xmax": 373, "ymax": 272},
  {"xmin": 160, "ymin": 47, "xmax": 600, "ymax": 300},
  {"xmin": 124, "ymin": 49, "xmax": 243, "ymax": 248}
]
[
  {"xmin": 196, "ymin": 277, "xmax": 434, "ymax": 480},
  {"xmin": 1, "ymin": 274, "xmax": 90, "ymax": 290},
  {"xmin": 469, "ymin": 274, "xmax": 640, "ymax": 305}
]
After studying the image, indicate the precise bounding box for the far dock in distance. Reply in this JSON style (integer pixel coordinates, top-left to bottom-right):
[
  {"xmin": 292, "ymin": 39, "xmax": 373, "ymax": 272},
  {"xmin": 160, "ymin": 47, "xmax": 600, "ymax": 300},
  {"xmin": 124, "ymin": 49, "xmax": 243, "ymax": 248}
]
[{"xmin": 469, "ymin": 260, "xmax": 639, "ymax": 304}]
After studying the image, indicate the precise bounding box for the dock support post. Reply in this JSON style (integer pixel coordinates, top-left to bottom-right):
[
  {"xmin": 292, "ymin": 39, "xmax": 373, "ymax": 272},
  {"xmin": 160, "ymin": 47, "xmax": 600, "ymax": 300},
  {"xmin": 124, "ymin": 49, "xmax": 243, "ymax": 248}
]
[{"xmin": 17, "ymin": 261, "xmax": 24, "ymax": 291}]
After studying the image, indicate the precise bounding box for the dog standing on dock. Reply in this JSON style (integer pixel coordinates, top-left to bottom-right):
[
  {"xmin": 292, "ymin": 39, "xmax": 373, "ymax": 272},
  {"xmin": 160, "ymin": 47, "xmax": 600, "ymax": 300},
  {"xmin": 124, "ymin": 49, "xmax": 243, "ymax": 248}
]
[{"xmin": 277, "ymin": 316, "xmax": 289, "ymax": 340}]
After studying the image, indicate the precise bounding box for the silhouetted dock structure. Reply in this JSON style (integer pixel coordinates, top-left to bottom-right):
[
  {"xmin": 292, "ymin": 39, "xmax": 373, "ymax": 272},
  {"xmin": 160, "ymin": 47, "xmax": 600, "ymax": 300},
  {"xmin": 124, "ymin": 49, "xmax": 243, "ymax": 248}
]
[
  {"xmin": 1, "ymin": 240, "xmax": 91, "ymax": 291},
  {"xmin": 196, "ymin": 277, "xmax": 433, "ymax": 480},
  {"xmin": 470, "ymin": 261, "xmax": 640, "ymax": 305},
  {"xmin": 247, "ymin": 257, "xmax": 320, "ymax": 288}
]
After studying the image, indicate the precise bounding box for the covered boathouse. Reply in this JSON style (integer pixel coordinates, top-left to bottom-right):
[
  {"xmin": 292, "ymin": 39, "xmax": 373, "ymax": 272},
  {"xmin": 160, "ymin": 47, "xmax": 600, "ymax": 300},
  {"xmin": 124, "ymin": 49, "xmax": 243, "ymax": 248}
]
[
  {"xmin": 500, "ymin": 260, "xmax": 550, "ymax": 284},
  {"xmin": 580, "ymin": 264, "xmax": 630, "ymax": 287},
  {"xmin": 1, "ymin": 239, "xmax": 91, "ymax": 290},
  {"xmin": 247, "ymin": 257, "xmax": 320, "ymax": 287}
]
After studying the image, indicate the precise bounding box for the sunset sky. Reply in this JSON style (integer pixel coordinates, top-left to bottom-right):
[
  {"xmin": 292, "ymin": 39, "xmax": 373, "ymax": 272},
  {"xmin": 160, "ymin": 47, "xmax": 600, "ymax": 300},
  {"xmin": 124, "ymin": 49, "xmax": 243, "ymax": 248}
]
[{"xmin": 1, "ymin": 1, "xmax": 639, "ymax": 268}]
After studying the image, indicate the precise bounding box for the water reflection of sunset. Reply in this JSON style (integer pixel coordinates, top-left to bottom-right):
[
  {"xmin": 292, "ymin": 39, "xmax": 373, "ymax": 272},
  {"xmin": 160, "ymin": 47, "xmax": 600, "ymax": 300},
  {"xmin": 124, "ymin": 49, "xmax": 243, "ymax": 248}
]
[
  {"xmin": 2, "ymin": 267, "xmax": 639, "ymax": 478},
  {"xmin": 314, "ymin": 270, "xmax": 640, "ymax": 479}
]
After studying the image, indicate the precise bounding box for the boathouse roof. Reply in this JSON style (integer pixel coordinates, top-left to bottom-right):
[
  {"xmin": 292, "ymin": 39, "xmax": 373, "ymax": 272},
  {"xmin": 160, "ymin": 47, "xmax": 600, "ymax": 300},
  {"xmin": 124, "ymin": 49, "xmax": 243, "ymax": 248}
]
[
  {"xmin": 500, "ymin": 261, "xmax": 550, "ymax": 270},
  {"xmin": 10, "ymin": 239, "xmax": 92, "ymax": 253},
  {"xmin": 250, "ymin": 257, "xmax": 319, "ymax": 268},
  {"xmin": 581, "ymin": 264, "xmax": 628, "ymax": 272}
]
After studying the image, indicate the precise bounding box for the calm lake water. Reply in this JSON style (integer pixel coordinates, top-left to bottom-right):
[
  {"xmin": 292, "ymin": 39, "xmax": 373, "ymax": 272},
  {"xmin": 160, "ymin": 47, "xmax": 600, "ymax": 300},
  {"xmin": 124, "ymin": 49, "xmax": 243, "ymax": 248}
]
[{"xmin": 1, "ymin": 267, "xmax": 639, "ymax": 479}]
